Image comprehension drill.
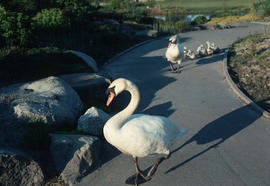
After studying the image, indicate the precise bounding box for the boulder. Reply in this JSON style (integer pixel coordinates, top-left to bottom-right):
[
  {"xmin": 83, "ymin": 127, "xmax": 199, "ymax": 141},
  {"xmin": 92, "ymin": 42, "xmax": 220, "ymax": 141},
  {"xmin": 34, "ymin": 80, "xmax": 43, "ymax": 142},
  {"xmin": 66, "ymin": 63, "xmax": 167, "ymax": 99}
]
[
  {"xmin": 59, "ymin": 73, "xmax": 110, "ymax": 101},
  {"xmin": 0, "ymin": 149, "xmax": 44, "ymax": 186},
  {"xmin": 0, "ymin": 76, "xmax": 84, "ymax": 126},
  {"xmin": 50, "ymin": 134, "xmax": 101, "ymax": 185},
  {"xmin": 0, "ymin": 76, "xmax": 84, "ymax": 147},
  {"xmin": 77, "ymin": 107, "xmax": 110, "ymax": 136}
]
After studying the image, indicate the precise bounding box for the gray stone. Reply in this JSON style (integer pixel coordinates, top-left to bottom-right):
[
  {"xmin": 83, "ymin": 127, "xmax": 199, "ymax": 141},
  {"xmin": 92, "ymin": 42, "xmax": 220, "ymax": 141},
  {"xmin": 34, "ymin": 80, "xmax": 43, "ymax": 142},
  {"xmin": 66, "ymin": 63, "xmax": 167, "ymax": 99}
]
[
  {"xmin": 50, "ymin": 134, "xmax": 101, "ymax": 185},
  {"xmin": 59, "ymin": 73, "xmax": 110, "ymax": 101},
  {"xmin": 0, "ymin": 76, "xmax": 84, "ymax": 126},
  {"xmin": 0, "ymin": 149, "xmax": 44, "ymax": 186},
  {"xmin": 77, "ymin": 107, "xmax": 110, "ymax": 137}
]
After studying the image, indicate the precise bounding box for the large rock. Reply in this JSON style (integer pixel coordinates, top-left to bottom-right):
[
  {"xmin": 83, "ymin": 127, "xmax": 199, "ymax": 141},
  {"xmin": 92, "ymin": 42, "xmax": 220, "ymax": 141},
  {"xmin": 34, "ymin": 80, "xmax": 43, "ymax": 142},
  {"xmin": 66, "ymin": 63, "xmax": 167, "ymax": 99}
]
[
  {"xmin": 50, "ymin": 134, "xmax": 101, "ymax": 185},
  {"xmin": 0, "ymin": 76, "xmax": 84, "ymax": 126},
  {"xmin": 0, "ymin": 149, "xmax": 44, "ymax": 186},
  {"xmin": 59, "ymin": 73, "xmax": 110, "ymax": 101},
  {"xmin": 77, "ymin": 107, "xmax": 110, "ymax": 137}
]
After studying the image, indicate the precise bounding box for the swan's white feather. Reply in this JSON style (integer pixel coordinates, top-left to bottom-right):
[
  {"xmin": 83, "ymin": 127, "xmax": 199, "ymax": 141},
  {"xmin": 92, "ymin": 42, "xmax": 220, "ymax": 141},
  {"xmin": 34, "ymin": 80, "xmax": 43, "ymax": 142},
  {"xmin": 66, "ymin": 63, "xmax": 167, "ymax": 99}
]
[
  {"xmin": 165, "ymin": 35, "xmax": 184, "ymax": 65},
  {"xmin": 109, "ymin": 114, "xmax": 186, "ymax": 157},
  {"xmin": 104, "ymin": 78, "xmax": 188, "ymax": 159}
]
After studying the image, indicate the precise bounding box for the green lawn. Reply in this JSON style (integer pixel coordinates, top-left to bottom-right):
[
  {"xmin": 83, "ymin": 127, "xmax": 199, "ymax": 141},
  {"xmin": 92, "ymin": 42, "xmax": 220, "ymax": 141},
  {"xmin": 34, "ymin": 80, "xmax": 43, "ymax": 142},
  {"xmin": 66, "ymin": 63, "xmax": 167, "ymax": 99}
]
[{"xmin": 157, "ymin": 0, "xmax": 254, "ymax": 13}]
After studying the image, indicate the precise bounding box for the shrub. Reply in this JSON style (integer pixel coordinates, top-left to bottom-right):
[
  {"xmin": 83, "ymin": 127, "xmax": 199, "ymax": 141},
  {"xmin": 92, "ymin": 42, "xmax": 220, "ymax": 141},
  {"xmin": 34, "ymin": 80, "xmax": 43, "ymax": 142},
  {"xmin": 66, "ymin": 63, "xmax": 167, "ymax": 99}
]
[
  {"xmin": 0, "ymin": 0, "xmax": 37, "ymax": 15},
  {"xmin": 0, "ymin": 7, "xmax": 30, "ymax": 47},
  {"xmin": 31, "ymin": 8, "xmax": 68, "ymax": 31},
  {"xmin": 175, "ymin": 20, "xmax": 189, "ymax": 32},
  {"xmin": 153, "ymin": 19, "xmax": 189, "ymax": 34},
  {"xmin": 264, "ymin": 0, "xmax": 270, "ymax": 15},
  {"xmin": 191, "ymin": 16, "xmax": 208, "ymax": 25},
  {"xmin": 249, "ymin": 0, "xmax": 265, "ymax": 15}
]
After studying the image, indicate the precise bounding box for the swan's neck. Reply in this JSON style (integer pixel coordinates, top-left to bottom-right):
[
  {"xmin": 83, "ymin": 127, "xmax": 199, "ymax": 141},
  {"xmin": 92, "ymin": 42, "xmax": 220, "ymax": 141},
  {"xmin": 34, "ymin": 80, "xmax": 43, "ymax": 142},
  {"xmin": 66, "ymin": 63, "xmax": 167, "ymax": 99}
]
[{"xmin": 106, "ymin": 84, "xmax": 140, "ymax": 131}]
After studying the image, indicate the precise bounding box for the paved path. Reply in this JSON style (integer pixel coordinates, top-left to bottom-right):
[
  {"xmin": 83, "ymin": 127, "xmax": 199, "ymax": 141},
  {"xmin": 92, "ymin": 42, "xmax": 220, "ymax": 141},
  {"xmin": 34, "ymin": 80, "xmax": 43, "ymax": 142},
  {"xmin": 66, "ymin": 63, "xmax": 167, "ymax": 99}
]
[{"xmin": 78, "ymin": 22, "xmax": 270, "ymax": 186}]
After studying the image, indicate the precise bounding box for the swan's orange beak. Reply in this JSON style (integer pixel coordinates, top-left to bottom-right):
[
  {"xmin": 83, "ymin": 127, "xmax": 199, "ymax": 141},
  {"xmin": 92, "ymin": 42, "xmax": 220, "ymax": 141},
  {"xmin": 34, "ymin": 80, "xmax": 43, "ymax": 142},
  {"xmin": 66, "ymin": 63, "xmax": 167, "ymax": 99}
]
[
  {"xmin": 168, "ymin": 41, "xmax": 172, "ymax": 47},
  {"xmin": 106, "ymin": 91, "xmax": 116, "ymax": 106}
]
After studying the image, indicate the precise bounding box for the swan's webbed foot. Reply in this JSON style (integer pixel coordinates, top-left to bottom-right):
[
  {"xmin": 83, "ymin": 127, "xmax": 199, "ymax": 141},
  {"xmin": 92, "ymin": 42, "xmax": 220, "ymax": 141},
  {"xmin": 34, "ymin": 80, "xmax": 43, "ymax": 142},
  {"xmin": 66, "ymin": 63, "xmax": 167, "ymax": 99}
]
[
  {"xmin": 125, "ymin": 172, "xmax": 150, "ymax": 186},
  {"xmin": 125, "ymin": 157, "xmax": 151, "ymax": 185}
]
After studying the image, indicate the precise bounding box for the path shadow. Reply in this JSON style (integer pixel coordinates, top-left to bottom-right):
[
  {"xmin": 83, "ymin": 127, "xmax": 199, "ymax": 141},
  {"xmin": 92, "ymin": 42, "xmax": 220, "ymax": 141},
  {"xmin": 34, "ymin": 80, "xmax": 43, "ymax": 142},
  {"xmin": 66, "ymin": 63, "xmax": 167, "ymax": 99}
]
[
  {"xmin": 107, "ymin": 54, "xmax": 177, "ymax": 116},
  {"xmin": 196, "ymin": 48, "xmax": 227, "ymax": 65},
  {"xmin": 165, "ymin": 104, "xmax": 262, "ymax": 174},
  {"xmin": 143, "ymin": 101, "xmax": 175, "ymax": 117}
]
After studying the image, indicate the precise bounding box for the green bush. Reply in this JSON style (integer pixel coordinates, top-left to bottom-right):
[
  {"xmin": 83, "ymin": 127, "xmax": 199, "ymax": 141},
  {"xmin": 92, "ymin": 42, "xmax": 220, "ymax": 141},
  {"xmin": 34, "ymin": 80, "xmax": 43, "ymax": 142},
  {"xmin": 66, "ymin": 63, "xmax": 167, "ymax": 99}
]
[
  {"xmin": 0, "ymin": 0, "xmax": 37, "ymax": 14},
  {"xmin": 175, "ymin": 20, "xmax": 189, "ymax": 32},
  {"xmin": 191, "ymin": 16, "xmax": 208, "ymax": 25},
  {"xmin": 31, "ymin": 8, "xmax": 68, "ymax": 31},
  {"xmin": 154, "ymin": 19, "xmax": 189, "ymax": 34},
  {"xmin": 0, "ymin": 7, "xmax": 30, "ymax": 47},
  {"xmin": 264, "ymin": 0, "xmax": 270, "ymax": 15}
]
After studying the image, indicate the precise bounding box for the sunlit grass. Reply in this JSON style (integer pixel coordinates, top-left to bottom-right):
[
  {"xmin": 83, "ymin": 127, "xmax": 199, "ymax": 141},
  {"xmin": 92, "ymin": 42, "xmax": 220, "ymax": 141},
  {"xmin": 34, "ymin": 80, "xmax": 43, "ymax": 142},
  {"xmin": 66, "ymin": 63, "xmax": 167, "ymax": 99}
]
[{"xmin": 157, "ymin": 0, "xmax": 253, "ymax": 13}]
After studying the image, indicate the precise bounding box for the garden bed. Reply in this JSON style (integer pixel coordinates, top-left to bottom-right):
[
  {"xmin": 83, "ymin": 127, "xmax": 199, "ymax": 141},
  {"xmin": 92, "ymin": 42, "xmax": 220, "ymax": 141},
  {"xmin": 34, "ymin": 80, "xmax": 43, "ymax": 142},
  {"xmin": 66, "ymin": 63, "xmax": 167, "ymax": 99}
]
[{"xmin": 228, "ymin": 33, "xmax": 270, "ymax": 112}]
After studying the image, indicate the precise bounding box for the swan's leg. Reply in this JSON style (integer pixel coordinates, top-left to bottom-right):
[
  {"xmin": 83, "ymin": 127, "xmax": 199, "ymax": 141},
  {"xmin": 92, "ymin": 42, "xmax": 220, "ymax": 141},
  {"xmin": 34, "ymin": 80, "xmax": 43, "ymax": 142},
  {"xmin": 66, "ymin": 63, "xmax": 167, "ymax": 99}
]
[
  {"xmin": 146, "ymin": 152, "xmax": 171, "ymax": 178},
  {"xmin": 133, "ymin": 156, "xmax": 151, "ymax": 185},
  {"xmin": 176, "ymin": 60, "xmax": 182, "ymax": 73},
  {"xmin": 169, "ymin": 63, "xmax": 176, "ymax": 72}
]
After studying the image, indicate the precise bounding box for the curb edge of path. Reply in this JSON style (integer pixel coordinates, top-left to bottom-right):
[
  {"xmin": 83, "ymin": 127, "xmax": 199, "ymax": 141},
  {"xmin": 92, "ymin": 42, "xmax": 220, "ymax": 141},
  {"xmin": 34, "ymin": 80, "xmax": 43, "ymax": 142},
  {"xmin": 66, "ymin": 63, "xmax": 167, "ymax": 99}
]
[{"xmin": 222, "ymin": 51, "xmax": 270, "ymax": 120}]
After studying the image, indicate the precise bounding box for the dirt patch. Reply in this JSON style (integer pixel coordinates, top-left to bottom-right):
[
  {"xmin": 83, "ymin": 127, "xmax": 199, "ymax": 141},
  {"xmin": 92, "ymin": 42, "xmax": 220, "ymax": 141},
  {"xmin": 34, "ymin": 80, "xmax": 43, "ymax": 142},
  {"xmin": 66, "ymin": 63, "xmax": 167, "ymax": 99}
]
[{"xmin": 228, "ymin": 33, "xmax": 270, "ymax": 112}]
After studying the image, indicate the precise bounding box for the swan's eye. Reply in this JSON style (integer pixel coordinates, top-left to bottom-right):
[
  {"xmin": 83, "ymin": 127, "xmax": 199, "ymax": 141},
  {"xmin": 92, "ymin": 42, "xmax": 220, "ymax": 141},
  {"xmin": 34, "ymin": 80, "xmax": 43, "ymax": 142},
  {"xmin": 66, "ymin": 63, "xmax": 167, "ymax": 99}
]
[{"xmin": 106, "ymin": 86, "xmax": 116, "ymax": 95}]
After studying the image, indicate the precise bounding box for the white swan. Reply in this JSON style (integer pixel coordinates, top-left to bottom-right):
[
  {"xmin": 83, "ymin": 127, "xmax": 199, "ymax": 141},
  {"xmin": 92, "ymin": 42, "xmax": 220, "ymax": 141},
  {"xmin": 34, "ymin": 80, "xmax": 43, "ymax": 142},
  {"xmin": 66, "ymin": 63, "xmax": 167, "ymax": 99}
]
[
  {"xmin": 196, "ymin": 44, "xmax": 207, "ymax": 57},
  {"xmin": 104, "ymin": 78, "xmax": 188, "ymax": 185},
  {"xmin": 165, "ymin": 34, "xmax": 185, "ymax": 72},
  {"xmin": 211, "ymin": 42, "xmax": 220, "ymax": 53},
  {"xmin": 187, "ymin": 49, "xmax": 196, "ymax": 60},
  {"xmin": 206, "ymin": 41, "xmax": 214, "ymax": 55}
]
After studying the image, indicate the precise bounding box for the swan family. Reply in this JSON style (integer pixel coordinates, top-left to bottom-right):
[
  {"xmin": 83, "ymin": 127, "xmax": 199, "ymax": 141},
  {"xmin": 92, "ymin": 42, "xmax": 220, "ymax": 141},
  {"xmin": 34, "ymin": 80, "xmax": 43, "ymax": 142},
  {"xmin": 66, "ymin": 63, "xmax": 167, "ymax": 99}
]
[
  {"xmin": 165, "ymin": 34, "xmax": 220, "ymax": 72},
  {"xmin": 104, "ymin": 78, "xmax": 188, "ymax": 185}
]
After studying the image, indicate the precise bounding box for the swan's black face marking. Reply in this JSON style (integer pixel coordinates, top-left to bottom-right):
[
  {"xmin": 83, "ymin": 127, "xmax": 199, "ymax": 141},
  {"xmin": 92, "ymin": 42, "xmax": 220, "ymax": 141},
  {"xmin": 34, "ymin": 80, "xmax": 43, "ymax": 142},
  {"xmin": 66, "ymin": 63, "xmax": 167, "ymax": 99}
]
[{"xmin": 106, "ymin": 86, "xmax": 116, "ymax": 95}]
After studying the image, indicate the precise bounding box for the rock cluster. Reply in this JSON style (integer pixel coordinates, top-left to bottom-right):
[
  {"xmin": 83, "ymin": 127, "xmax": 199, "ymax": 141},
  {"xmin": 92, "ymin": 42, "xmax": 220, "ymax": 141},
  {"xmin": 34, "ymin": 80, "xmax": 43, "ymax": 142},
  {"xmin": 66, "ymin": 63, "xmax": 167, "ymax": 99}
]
[{"xmin": 0, "ymin": 74, "xmax": 111, "ymax": 186}]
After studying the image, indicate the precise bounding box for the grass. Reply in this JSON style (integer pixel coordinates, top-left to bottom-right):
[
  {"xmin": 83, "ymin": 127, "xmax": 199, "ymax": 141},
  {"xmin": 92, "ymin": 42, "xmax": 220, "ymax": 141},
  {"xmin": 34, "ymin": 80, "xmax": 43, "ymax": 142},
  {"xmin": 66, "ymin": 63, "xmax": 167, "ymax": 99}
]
[
  {"xmin": 228, "ymin": 33, "xmax": 270, "ymax": 112},
  {"xmin": 157, "ymin": 0, "xmax": 253, "ymax": 13}
]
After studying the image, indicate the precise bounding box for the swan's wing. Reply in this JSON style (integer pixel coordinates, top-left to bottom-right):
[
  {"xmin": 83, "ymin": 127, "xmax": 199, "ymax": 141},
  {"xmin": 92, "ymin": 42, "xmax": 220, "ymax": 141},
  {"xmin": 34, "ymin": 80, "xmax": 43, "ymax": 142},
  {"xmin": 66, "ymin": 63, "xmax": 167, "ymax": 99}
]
[{"xmin": 120, "ymin": 114, "xmax": 182, "ymax": 157}]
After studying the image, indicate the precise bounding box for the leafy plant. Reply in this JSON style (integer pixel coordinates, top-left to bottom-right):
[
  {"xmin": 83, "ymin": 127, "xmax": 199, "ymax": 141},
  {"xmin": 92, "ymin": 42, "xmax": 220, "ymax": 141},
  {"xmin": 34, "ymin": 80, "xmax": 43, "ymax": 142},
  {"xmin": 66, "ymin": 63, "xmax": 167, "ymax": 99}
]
[
  {"xmin": 191, "ymin": 16, "xmax": 208, "ymax": 25},
  {"xmin": 154, "ymin": 19, "xmax": 189, "ymax": 34},
  {"xmin": 0, "ymin": 7, "xmax": 30, "ymax": 47},
  {"xmin": 263, "ymin": 0, "xmax": 270, "ymax": 15},
  {"xmin": 31, "ymin": 8, "xmax": 68, "ymax": 31}
]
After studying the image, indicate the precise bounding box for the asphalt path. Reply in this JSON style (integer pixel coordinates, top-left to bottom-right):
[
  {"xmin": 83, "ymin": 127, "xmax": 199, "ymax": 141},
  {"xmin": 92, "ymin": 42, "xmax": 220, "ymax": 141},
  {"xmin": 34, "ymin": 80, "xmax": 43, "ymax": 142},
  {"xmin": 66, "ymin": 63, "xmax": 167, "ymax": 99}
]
[{"xmin": 78, "ymin": 22, "xmax": 270, "ymax": 186}]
